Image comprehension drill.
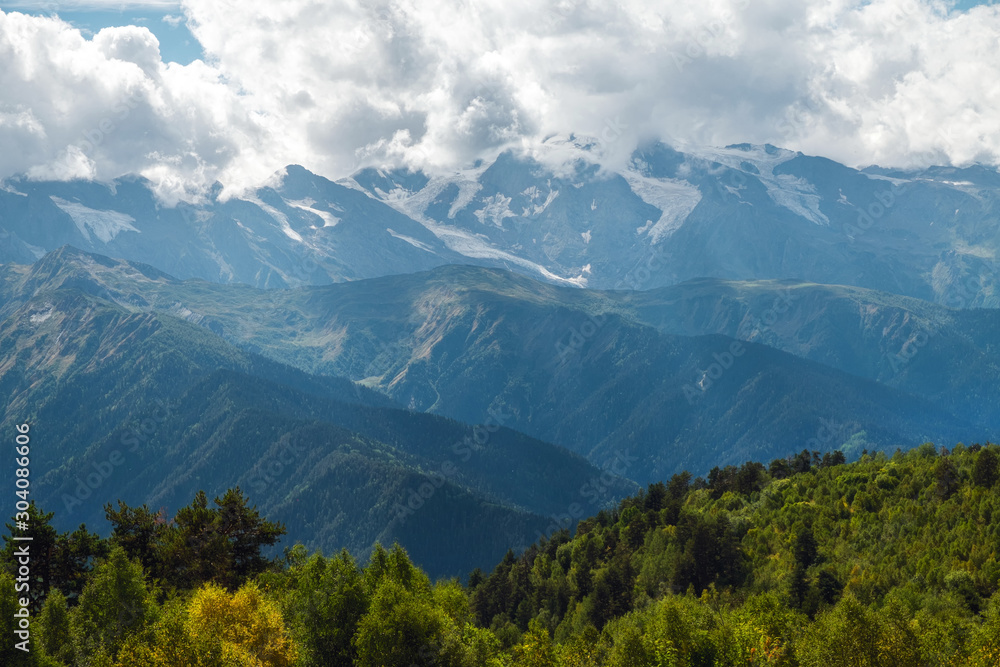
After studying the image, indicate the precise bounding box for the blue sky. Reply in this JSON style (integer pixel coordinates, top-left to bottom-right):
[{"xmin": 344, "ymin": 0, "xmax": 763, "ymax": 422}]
[
  {"xmin": 0, "ymin": 3, "xmax": 200, "ymax": 63},
  {"xmin": 49, "ymin": 8, "xmax": 201, "ymax": 64}
]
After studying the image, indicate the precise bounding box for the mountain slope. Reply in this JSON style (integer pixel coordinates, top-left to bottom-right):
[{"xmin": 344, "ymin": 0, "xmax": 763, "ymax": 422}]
[
  {"xmin": 0, "ymin": 167, "xmax": 469, "ymax": 289},
  {"xmin": 10, "ymin": 248, "xmax": 984, "ymax": 485},
  {"xmin": 612, "ymin": 278, "xmax": 1000, "ymax": 426},
  {"xmin": 0, "ymin": 267, "xmax": 636, "ymax": 577}
]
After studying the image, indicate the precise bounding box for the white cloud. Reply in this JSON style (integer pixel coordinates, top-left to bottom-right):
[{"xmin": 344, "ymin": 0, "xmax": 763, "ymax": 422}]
[
  {"xmin": 1, "ymin": 0, "xmax": 999, "ymax": 201},
  {"xmin": 0, "ymin": 10, "xmax": 269, "ymax": 202}
]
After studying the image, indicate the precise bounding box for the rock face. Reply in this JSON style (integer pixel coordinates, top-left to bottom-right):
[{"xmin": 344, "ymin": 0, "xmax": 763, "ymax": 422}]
[
  {"xmin": 350, "ymin": 140, "xmax": 1000, "ymax": 306},
  {"xmin": 3, "ymin": 140, "xmax": 999, "ymax": 305}
]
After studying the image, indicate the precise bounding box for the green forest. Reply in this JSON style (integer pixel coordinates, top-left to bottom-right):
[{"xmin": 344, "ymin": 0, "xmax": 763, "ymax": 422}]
[{"xmin": 3, "ymin": 443, "xmax": 1000, "ymax": 666}]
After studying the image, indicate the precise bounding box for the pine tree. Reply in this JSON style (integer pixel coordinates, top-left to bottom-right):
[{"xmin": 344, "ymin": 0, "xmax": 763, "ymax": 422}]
[{"xmin": 972, "ymin": 447, "xmax": 998, "ymax": 488}]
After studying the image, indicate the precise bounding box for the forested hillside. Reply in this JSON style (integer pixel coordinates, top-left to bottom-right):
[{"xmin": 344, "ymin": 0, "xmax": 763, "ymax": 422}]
[
  {"xmin": 3, "ymin": 443, "xmax": 1000, "ymax": 665},
  {"xmin": 0, "ymin": 272, "xmax": 634, "ymax": 578},
  {"xmin": 4, "ymin": 248, "xmax": 986, "ymax": 484}
]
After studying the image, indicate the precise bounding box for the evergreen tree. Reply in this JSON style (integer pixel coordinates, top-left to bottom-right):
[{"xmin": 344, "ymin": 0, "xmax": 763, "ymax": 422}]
[
  {"xmin": 1, "ymin": 503, "xmax": 59, "ymax": 615},
  {"xmin": 72, "ymin": 546, "xmax": 156, "ymax": 664},
  {"xmin": 104, "ymin": 502, "xmax": 165, "ymax": 575},
  {"xmin": 972, "ymin": 447, "xmax": 998, "ymax": 488},
  {"xmin": 935, "ymin": 456, "xmax": 961, "ymax": 499},
  {"xmin": 1, "ymin": 503, "xmax": 107, "ymax": 613}
]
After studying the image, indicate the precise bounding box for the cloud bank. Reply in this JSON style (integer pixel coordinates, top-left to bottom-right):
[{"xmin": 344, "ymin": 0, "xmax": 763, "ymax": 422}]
[{"xmin": 1, "ymin": 0, "xmax": 999, "ymax": 201}]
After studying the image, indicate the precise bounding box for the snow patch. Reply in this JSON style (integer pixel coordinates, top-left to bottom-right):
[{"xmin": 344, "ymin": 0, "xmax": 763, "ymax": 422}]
[
  {"xmin": 679, "ymin": 143, "xmax": 829, "ymax": 226},
  {"xmin": 240, "ymin": 196, "xmax": 303, "ymax": 242},
  {"xmin": 386, "ymin": 228, "xmax": 433, "ymax": 252},
  {"xmin": 474, "ymin": 193, "xmax": 515, "ymax": 228},
  {"xmin": 285, "ymin": 198, "xmax": 340, "ymax": 227},
  {"xmin": 24, "ymin": 242, "xmax": 46, "ymax": 259},
  {"xmin": 619, "ymin": 173, "xmax": 702, "ymax": 242},
  {"xmin": 50, "ymin": 197, "xmax": 139, "ymax": 243},
  {"xmin": 374, "ymin": 186, "xmax": 413, "ymax": 203},
  {"xmin": 768, "ymin": 174, "xmax": 828, "ymax": 226},
  {"xmin": 363, "ymin": 180, "xmax": 589, "ymax": 287},
  {"xmin": 0, "ymin": 184, "xmax": 26, "ymax": 196},
  {"xmin": 865, "ymin": 173, "xmax": 911, "ymax": 186},
  {"xmin": 336, "ymin": 177, "xmax": 371, "ymax": 194},
  {"xmin": 449, "ymin": 180, "xmax": 483, "ymax": 218},
  {"xmin": 520, "ymin": 185, "xmax": 559, "ymax": 216},
  {"xmin": 29, "ymin": 305, "xmax": 54, "ymax": 324}
]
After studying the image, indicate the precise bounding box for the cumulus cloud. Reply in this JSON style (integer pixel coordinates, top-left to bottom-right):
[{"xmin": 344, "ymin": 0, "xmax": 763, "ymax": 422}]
[
  {"xmin": 0, "ymin": 10, "xmax": 269, "ymax": 202},
  {"xmin": 1, "ymin": 0, "xmax": 999, "ymax": 201}
]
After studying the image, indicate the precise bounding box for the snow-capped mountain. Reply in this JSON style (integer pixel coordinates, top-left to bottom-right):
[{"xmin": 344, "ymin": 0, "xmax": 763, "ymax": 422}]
[
  {"xmin": 0, "ymin": 166, "xmax": 470, "ymax": 288},
  {"xmin": 2, "ymin": 139, "xmax": 998, "ymax": 305},
  {"xmin": 347, "ymin": 137, "xmax": 1000, "ymax": 306}
]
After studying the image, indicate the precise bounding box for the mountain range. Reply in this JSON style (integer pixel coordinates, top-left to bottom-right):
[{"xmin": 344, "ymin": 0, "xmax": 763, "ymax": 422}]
[
  {"xmin": 2, "ymin": 139, "xmax": 998, "ymax": 305},
  {"xmin": 3, "ymin": 247, "xmax": 992, "ymax": 486},
  {"xmin": 2, "ymin": 138, "xmax": 998, "ymax": 578},
  {"xmin": 0, "ymin": 252, "xmax": 638, "ymax": 578}
]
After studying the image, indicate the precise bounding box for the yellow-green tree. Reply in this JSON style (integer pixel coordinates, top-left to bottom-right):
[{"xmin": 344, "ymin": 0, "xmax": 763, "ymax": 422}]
[
  {"xmin": 353, "ymin": 578, "xmax": 451, "ymax": 667},
  {"xmin": 510, "ymin": 619, "xmax": 558, "ymax": 667},
  {"xmin": 188, "ymin": 582, "xmax": 297, "ymax": 666},
  {"xmin": 0, "ymin": 572, "xmax": 33, "ymax": 666},
  {"xmin": 38, "ymin": 589, "xmax": 75, "ymax": 666},
  {"xmin": 273, "ymin": 547, "xmax": 368, "ymax": 666},
  {"xmin": 964, "ymin": 593, "xmax": 1000, "ymax": 666},
  {"xmin": 113, "ymin": 598, "xmax": 220, "ymax": 667},
  {"xmin": 797, "ymin": 594, "xmax": 882, "ymax": 667},
  {"xmin": 114, "ymin": 581, "xmax": 296, "ymax": 667}
]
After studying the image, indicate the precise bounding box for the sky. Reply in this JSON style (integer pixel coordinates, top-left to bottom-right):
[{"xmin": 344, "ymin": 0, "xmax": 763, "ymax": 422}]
[{"xmin": 0, "ymin": 0, "xmax": 999, "ymax": 203}]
